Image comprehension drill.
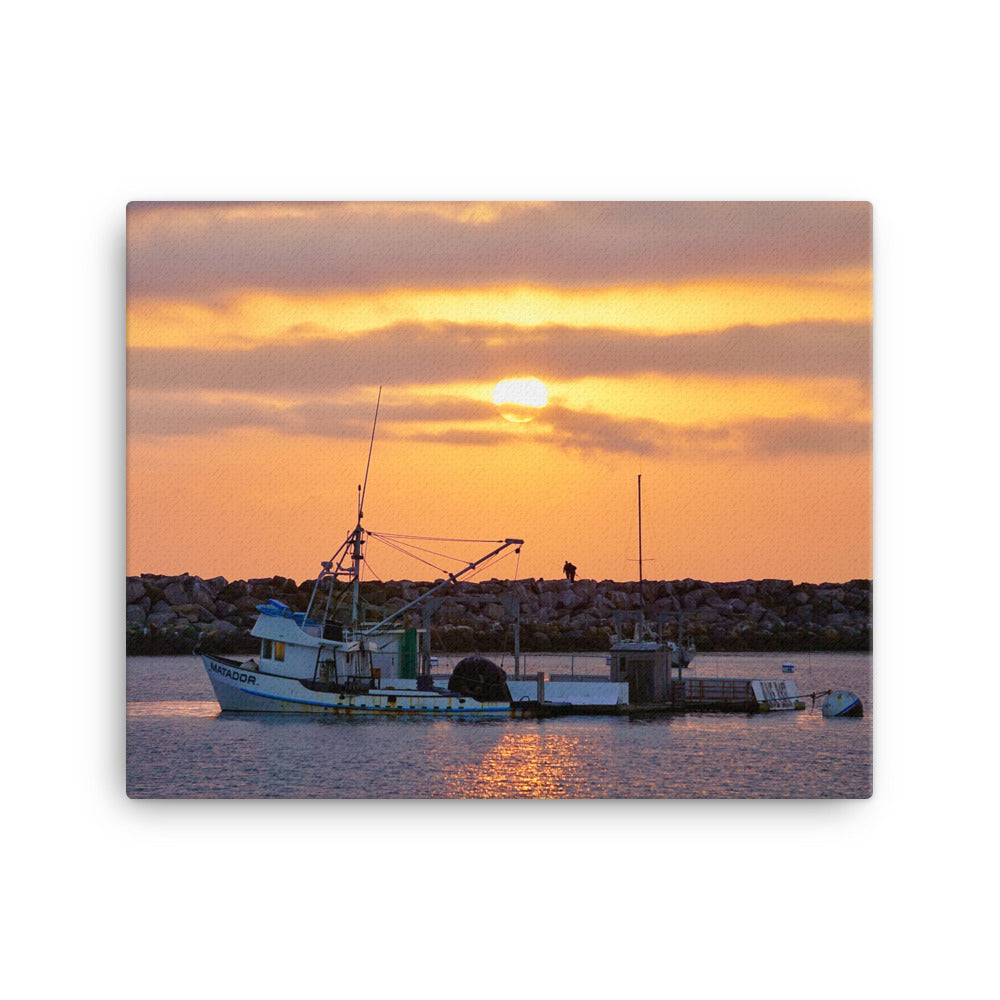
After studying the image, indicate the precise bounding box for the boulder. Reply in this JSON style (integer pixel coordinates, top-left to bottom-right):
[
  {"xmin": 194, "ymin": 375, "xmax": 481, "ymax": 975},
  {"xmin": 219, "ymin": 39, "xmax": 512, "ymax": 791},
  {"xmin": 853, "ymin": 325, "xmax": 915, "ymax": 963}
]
[
  {"xmin": 681, "ymin": 592, "xmax": 700, "ymax": 612},
  {"xmin": 529, "ymin": 631, "xmax": 552, "ymax": 651},
  {"xmin": 173, "ymin": 602, "xmax": 213, "ymax": 623},
  {"xmin": 219, "ymin": 580, "xmax": 249, "ymax": 601},
  {"xmin": 557, "ymin": 589, "xmax": 586, "ymax": 611},
  {"xmin": 653, "ymin": 595, "xmax": 681, "ymax": 614},
  {"xmin": 162, "ymin": 580, "xmax": 189, "ymax": 605},
  {"xmin": 190, "ymin": 581, "xmax": 217, "ymax": 613}
]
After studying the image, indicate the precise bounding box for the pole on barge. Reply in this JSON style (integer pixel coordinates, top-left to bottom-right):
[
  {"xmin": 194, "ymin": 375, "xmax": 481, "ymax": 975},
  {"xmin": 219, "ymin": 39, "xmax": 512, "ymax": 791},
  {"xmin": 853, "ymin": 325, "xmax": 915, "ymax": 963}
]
[{"xmin": 637, "ymin": 474, "xmax": 643, "ymax": 586}]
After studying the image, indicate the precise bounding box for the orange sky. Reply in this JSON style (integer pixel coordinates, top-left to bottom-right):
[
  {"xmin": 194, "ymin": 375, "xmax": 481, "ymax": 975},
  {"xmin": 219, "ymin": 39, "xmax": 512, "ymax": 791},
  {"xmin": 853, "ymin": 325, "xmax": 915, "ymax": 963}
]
[{"xmin": 126, "ymin": 201, "xmax": 872, "ymax": 585}]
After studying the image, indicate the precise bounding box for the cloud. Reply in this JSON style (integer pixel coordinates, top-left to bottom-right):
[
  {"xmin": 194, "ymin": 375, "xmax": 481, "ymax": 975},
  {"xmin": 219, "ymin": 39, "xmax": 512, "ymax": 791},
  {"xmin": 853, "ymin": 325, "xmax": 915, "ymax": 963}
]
[
  {"xmin": 533, "ymin": 405, "xmax": 664, "ymax": 455},
  {"xmin": 401, "ymin": 405, "xmax": 667, "ymax": 456},
  {"xmin": 739, "ymin": 415, "xmax": 871, "ymax": 456},
  {"xmin": 126, "ymin": 391, "xmax": 497, "ymax": 440},
  {"xmin": 127, "ymin": 201, "xmax": 872, "ymax": 298},
  {"xmin": 127, "ymin": 318, "xmax": 871, "ymax": 394},
  {"xmin": 128, "ymin": 387, "xmax": 869, "ymax": 460},
  {"xmin": 527, "ymin": 408, "xmax": 869, "ymax": 458},
  {"xmin": 127, "ymin": 392, "xmax": 287, "ymax": 437}
]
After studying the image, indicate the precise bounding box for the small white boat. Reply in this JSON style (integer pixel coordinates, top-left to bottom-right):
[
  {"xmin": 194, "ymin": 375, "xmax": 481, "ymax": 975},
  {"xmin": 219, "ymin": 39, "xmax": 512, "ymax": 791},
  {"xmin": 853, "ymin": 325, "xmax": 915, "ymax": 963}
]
[
  {"xmin": 782, "ymin": 662, "xmax": 795, "ymax": 673},
  {"xmin": 822, "ymin": 690, "xmax": 864, "ymax": 718}
]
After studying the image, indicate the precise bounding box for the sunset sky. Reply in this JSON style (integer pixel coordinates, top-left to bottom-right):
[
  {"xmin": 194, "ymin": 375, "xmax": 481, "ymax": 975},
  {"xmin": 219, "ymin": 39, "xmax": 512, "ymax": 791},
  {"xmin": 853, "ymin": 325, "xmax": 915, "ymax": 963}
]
[{"xmin": 126, "ymin": 201, "xmax": 871, "ymax": 585}]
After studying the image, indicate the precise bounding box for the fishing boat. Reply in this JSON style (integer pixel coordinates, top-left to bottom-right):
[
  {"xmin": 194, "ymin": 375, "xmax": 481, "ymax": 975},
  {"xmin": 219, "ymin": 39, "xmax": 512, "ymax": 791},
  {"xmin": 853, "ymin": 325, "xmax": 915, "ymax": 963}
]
[
  {"xmin": 201, "ymin": 392, "xmax": 628, "ymax": 716},
  {"xmin": 202, "ymin": 536, "xmax": 630, "ymax": 716}
]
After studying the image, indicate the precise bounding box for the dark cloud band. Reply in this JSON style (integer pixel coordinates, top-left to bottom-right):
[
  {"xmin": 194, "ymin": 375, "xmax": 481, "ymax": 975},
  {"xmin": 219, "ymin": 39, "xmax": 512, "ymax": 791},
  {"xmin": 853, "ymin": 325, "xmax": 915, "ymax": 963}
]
[
  {"xmin": 128, "ymin": 318, "xmax": 871, "ymax": 393},
  {"xmin": 127, "ymin": 201, "xmax": 872, "ymax": 297},
  {"xmin": 128, "ymin": 388, "xmax": 869, "ymax": 459}
]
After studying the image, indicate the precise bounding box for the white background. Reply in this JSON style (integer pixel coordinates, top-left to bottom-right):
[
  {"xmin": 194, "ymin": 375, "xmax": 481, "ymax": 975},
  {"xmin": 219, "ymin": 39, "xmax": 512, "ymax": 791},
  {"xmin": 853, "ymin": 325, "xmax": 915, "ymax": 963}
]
[{"xmin": 5, "ymin": 3, "xmax": 994, "ymax": 997}]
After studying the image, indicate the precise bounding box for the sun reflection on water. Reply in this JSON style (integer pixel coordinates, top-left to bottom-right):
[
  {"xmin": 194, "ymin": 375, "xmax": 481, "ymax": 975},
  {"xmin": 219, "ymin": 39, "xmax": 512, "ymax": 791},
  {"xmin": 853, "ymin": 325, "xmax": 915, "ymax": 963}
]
[
  {"xmin": 127, "ymin": 701, "xmax": 220, "ymax": 719},
  {"xmin": 446, "ymin": 730, "xmax": 588, "ymax": 798}
]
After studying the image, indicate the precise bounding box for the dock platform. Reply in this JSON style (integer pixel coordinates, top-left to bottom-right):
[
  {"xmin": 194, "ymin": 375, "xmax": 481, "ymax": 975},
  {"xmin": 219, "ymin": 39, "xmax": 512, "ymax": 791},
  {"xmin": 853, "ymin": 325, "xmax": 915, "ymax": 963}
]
[{"xmin": 515, "ymin": 676, "xmax": 804, "ymax": 717}]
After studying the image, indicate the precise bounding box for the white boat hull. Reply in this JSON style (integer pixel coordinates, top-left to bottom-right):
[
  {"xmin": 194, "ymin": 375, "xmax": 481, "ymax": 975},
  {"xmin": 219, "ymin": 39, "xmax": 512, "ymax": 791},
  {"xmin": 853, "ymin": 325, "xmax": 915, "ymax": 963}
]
[
  {"xmin": 204, "ymin": 654, "xmax": 519, "ymax": 716},
  {"xmin": 822, "ymin": 690, "xmax": 864, "ymax": 718},
  {"xmin": 203, "ymin": 654, "xmax": 629, "ymax": 716}
]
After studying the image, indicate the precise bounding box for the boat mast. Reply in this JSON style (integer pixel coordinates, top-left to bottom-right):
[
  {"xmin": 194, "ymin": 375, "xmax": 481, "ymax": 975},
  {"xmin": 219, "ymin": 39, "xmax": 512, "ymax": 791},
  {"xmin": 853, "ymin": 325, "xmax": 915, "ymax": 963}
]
[
  {"xmin": 636, "ymin": 474, "xmax": 645, "ymax": 639},
  {"xmin": 352, "ymin": 387, "xmax": 382, "ymax": 626},
  {"xmin": 350, "ymin": 507, "xmax": 364, "ymax": 626},
  {"xmin": 637, "ymin": 473, "xmax": 643, "ymax": 586}
]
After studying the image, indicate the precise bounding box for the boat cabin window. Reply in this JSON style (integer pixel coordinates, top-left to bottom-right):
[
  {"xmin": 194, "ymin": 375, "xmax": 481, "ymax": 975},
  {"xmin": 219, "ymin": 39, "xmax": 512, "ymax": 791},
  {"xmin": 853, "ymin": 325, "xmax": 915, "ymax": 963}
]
[{"xmin": 261, "ymin": 639, "xmax": 286, "ymax": 661}]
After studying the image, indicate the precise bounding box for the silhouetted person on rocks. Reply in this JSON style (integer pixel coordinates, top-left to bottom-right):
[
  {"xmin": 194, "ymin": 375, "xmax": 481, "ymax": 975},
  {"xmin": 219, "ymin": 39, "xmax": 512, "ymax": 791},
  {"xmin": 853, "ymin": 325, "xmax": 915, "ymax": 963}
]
[{"xmin": 563, "ymin": 561, "xmax": 577, "ymax": 582}]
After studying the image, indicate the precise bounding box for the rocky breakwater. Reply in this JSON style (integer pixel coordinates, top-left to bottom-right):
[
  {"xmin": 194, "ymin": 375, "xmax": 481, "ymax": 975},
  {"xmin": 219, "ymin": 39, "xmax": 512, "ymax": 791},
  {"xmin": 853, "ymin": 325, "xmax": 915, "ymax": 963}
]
[{"xmin": 126, "ymin": 573, "xmax": 872, "ymax": 655}]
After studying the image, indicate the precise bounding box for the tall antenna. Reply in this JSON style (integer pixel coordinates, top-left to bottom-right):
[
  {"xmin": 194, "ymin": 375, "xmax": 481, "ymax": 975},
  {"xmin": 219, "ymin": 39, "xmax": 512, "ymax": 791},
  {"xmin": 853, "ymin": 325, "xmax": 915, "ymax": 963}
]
[
  {"xmin": 358, "ymin": 386, "xmax": 382, "ymax": 519},
  {"xmin": 637, "ymin": 473, "xmax": 643, "ymax": 585},
  {"xmin": 350, "ymin": 386, "xmax": 382, "ymax": 626}
]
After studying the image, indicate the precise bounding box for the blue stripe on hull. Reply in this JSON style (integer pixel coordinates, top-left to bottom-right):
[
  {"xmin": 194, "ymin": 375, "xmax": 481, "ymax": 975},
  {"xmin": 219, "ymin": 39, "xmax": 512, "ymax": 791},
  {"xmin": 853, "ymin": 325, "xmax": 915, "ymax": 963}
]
[
  {"xmin": 236, "ymin": 687, "xmax": 512, "ymax": 714},
  {"xmin": 830, "ymin": 700, "xmax": 862, "ymax": 717},
  {"xmin": 205, "ymin": 666, "xmax": 511, "ymax": 714}
]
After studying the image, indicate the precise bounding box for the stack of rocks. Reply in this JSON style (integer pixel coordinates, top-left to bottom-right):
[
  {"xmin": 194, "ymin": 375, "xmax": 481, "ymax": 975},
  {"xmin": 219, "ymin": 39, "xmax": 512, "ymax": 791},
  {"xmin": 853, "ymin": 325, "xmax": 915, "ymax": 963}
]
[{"xmin": 127, "ymin": 573, "xmax": 872, "ymax": 656}]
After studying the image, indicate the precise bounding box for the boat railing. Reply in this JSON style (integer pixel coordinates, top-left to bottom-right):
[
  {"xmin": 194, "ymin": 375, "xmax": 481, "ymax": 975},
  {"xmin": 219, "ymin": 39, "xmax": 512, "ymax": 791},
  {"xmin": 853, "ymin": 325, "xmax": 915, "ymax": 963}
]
[
  {"xmin": 430, "ymin": 651, "xmax": 610, "ymax": 681},
  {"xmin": 516, "ymin": 651, "xmax": 609, "ymax": 679}
]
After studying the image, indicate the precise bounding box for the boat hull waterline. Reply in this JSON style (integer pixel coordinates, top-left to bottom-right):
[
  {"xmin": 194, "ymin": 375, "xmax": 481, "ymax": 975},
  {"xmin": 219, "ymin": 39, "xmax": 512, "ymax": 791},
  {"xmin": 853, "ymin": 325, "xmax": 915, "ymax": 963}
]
[{"xmin": 205, "ymin": 653, "xmax": 558, "ymax": 717}]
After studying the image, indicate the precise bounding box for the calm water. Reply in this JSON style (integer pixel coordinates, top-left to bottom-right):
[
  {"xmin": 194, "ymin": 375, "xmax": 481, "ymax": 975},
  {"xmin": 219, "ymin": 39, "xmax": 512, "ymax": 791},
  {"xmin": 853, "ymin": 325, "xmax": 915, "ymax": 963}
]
[{"xmin": 125, "ymin": 651, "xmax": 872, "ymax": 799}]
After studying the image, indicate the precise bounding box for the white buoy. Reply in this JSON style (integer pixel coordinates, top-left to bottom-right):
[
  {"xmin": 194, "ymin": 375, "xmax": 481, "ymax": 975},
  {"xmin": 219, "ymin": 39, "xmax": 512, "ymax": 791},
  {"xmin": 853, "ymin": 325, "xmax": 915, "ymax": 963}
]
[{"xmin": 822, "ymin": 690, "xmax": 863, "ymax": 717}]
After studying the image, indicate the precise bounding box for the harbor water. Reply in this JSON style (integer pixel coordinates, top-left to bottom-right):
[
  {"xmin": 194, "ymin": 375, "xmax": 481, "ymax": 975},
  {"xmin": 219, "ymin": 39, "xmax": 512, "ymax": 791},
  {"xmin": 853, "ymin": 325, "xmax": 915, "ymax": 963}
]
[{"xmin": 126, "ymin": 651, "xmax": 872, "ymax": 798}]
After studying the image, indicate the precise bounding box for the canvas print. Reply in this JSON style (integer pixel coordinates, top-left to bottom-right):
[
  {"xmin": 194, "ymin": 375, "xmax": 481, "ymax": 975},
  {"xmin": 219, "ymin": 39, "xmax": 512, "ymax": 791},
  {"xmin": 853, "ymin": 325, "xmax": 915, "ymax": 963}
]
[{"xmin": 126, "ymin": 201, "xmax": 872, "ymax": 798}]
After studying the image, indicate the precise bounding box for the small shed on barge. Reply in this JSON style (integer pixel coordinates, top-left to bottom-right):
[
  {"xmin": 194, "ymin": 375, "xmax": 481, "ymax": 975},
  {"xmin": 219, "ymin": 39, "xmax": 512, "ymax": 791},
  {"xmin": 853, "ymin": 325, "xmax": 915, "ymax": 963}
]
[
  {"xmin": 605, "ymin": 611, "xmax": 803, "ymax": 713},
  {"xmin": 608, "ymin": 611, "xmax": 679, "ymax": 705}
]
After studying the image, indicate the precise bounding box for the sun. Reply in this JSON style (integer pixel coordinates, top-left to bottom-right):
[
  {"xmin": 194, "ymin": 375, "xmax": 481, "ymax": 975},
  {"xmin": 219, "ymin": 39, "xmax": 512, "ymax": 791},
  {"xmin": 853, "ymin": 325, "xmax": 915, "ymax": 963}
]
[{"xmin": 492, "ymin": 377, "xmax": 548, "ymax": 423}]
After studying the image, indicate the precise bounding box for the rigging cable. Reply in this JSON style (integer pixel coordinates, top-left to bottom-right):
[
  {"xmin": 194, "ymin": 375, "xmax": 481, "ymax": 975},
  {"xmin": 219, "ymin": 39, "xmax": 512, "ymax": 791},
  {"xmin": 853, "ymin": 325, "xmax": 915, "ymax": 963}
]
[
  {"xmin": 371, "ymin": 533, "xmax": 505, "ymax": 544},
  {"xmin": 370, "ymin": 534, "xmax": 451, "ymax": 575},
  {"xmin": 462, "ymin": 545, "xmax": 518, "ymax": 582},
  {"xmin": 360, "ymin": 557, "xmax": 384, "ymax": 583},
  {"xmin": 368, "ymin": 532, "xmax": 495, "ymax": 567}
]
